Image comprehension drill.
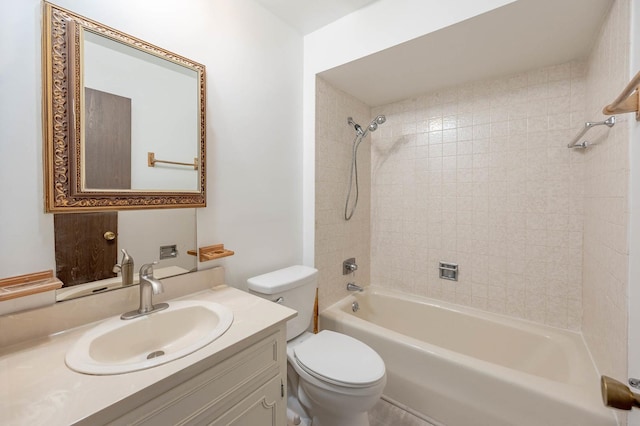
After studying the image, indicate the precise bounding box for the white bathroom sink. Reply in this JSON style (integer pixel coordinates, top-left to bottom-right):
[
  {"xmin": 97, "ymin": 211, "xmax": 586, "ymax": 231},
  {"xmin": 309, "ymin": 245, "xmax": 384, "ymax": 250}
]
[{"xmin": 65, "ymin": 300, "xmax": 234, "ymax": 375}]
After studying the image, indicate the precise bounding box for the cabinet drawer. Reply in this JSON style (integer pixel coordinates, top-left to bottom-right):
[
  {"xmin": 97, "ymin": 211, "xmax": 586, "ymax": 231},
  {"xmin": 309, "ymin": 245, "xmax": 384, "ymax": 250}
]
[{"xmin": 110, "ymin": 331, "xmax": 283, "ymax": 425}]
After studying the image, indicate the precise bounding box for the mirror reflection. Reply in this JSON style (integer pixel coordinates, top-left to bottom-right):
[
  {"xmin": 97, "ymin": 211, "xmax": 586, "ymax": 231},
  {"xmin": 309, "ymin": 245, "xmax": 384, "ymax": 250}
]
[
  {"xmin": 42, "ymin": 3, "xmax": 205, "ymax": 301},
  {"xmin": 55, "ymin": 209, "xmax": 197, "ymax": 302},
  {"xmin": 82, "ymin": 30, "xmax": 200, "ymax": 192}
]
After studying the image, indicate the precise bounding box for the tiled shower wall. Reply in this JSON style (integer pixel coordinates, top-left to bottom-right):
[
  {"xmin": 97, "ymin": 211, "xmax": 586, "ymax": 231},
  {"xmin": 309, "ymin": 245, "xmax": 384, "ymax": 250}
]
[
  {"xmin": 582, "ymin": 0, "xmax": 630, "ymax": 392},
  {"xmin": 315, "ymin": 77, "xmax": 371, "ymax": 308},
  {"xmin": 314, "ymin": 6, "xmax": 631, "ymax": 376},
  {"xmin": 370, "ymin": 61, "xmax": 587, "ymax": 330}
]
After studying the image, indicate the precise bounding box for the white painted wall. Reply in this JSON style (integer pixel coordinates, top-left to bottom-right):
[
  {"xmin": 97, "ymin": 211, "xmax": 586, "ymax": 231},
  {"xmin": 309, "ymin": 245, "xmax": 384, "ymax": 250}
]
[
  {"xmin": 0, "ymin": 0, "xmax": 303, "ymax": 289},
  {"xmin": 628, "ymin": 0, "xmax": 640, "ymax": 424},
  {"xmin": 302, "ymin": 0, "xmax": 518, "ymax": 264},
  {"xmin": 0, "ymin": 0, "xmax": 55, "ymax": 277}
]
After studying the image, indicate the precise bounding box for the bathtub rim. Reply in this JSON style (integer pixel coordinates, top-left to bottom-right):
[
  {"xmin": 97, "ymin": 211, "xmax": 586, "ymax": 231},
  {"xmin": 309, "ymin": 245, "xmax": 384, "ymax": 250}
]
[
  {"xmin": 333, "ymin": 285, "xmax": 585, "ymax": 337},
  {"xmin": 320, "ymin": 286, "xmax": 614, "ymax": 424}
]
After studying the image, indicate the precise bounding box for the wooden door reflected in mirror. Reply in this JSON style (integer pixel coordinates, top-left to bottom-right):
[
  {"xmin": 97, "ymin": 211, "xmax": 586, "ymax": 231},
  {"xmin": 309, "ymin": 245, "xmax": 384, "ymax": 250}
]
[
  {"xmin": 84, "ymin": 88, "xmax": 132, "ymax": 190},
  {"xmin": 54, "ymin": 212, "xmax": 118, "ymax": 286}
]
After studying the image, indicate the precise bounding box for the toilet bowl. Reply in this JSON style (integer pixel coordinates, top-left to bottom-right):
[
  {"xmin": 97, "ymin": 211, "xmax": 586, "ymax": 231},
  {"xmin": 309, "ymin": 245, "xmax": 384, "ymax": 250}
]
[
  {"xmin": 288, "ymin": 331, "xmax": 386, "ymax": 426},
  {"xmin": 247, "ymin": 266, "xmax": 386, "ymax": 426}
]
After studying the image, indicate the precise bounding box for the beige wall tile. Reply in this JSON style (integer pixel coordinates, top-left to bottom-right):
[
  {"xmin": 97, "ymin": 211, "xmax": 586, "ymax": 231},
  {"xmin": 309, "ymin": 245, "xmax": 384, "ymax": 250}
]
[
  {"xmin": 315, "ymin": 77, "xmax": 371, "ymax": 309},
  {"xmin": 370, "ymin": 57, "xmax": 588, "ymax": 331},
  {"xmin": 581, "ymin": 0, "xmax": 630, "ymax": 399}
]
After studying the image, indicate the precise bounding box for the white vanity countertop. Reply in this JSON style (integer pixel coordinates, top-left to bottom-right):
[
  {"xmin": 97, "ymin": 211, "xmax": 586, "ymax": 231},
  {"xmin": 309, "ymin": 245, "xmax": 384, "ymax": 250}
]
[{"xmin": 0, "ymin": 284, "xmax": 296, "ymax": 426}]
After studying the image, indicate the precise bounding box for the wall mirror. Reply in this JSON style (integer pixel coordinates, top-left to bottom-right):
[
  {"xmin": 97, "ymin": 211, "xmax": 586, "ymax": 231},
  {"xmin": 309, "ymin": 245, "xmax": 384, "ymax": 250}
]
[
  {"xmin": 55, "ymin": 208, "xmax": 197, "ymax": 302},
  {"xmin": 42, "ymin": 2, "xmax": 206, "ymax": 212}
]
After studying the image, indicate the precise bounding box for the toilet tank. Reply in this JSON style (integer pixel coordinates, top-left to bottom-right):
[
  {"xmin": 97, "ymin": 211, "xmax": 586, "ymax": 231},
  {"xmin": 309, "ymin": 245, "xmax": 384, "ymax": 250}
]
[{"xmin": 247, "ymin": 265, "xmax": 318, "ymax": 341}]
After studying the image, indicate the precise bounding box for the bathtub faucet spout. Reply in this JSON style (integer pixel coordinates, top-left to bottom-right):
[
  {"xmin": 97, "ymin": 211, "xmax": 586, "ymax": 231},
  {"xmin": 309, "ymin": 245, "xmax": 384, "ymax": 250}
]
[{"xmin": 347, "ymin": 282, "xmax": 363, "ymax": 292}]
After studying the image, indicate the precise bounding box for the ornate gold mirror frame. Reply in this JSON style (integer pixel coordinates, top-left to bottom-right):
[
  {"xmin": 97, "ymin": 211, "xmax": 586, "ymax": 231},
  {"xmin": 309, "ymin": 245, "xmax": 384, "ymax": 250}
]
[{"xmin": 42, "ymin": 2, "xmax": 206, "ymax": 212}]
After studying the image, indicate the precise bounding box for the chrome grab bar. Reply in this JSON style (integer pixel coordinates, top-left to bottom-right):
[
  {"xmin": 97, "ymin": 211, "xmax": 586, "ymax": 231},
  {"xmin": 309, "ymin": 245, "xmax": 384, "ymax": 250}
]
[{"xmin": 567, "ymin": 116, "xmax": 615, "ymax": 149}]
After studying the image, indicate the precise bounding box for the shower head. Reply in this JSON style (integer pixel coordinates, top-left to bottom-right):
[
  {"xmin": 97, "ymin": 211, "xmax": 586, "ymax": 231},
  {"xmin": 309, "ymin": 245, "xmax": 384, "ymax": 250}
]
[
  {"xmin": 347, "ymin": 115, "xmax": 387, "ymax": 137},
  {"xmin": 363, "ymin": 115, "xmax": 386, "ymax": 137}
]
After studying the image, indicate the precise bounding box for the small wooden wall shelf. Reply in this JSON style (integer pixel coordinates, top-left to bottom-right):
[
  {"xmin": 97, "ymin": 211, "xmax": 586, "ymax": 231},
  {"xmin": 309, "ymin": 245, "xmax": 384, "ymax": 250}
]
[
  {"xmin": 0, "ymin": 270, "xmax": 63, "ymax": 301},
  {"xmin": 188, "ymin": 244, "xmax": 235, "ymax": 262}
]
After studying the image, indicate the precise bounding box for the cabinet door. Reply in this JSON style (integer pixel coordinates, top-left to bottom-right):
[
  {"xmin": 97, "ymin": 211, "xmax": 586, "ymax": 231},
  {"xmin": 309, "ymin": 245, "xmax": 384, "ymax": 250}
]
[
  {"xmin": 101, "ymin": 331, "xmax": 285, "ymax": 426},
  {"xmin": 207, "ymin": 376, "xmax": 285, "ymax": 426}
]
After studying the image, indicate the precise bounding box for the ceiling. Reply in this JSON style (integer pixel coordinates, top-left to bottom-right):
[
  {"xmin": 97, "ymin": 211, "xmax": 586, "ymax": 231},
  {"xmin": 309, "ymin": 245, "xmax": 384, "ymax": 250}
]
[
  {"xmin": 319, "ymin": 0, "xmax": 614, "ymax": 106},
  {"xmin": 253, "ymin": 0, "xmax": 614, "ymax": 107},
  {"xmin": 253, "ymin": 0, "xmax": 380, "ymax": 35}
]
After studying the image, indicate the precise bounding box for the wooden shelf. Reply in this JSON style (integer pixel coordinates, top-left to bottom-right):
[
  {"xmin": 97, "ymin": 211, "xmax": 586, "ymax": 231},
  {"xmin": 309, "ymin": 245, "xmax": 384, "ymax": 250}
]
[
  {"xmin": 0, "ymin": 270, "xmax": 63, "ymax": 302},
  {"xmin": 188, "ymin": 244, "xmax": 235, "ymax": 262}
]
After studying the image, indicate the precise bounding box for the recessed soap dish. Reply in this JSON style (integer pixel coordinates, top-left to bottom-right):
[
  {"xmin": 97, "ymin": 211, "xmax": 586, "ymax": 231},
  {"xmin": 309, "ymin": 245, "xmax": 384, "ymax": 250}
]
[{"xmin": 439, "ymin": 262, "xmax": 459, "ymax": 281}]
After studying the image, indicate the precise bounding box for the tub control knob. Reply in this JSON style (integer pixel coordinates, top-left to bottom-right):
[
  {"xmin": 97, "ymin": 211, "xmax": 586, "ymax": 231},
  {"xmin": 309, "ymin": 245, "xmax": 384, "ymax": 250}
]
[{"xmin": 343, "ymin": 257, "xmax": 358, "ymax": 275}]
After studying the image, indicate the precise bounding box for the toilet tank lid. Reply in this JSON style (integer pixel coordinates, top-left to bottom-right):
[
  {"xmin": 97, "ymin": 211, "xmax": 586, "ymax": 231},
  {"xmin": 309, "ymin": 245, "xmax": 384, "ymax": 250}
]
[{"xmin": 247, "ymin": 265, "xmax": 318, "ymax": 294}]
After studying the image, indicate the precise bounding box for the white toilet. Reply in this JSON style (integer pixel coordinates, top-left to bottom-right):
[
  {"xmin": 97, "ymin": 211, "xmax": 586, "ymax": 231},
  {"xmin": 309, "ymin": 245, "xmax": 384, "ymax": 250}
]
[{"xmin": 248, "ymin": 265, "xmax": 386, "ymax": 426}]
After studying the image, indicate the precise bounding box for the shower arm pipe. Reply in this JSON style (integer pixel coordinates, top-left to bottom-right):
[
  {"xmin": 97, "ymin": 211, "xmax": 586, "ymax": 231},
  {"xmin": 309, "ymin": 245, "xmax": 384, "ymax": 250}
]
[
  {"xmin": 603, "ymin": 69, "xmax": 640, "ymax": 120},
  {"xmin": 566, "ymin": 116, "xmax": 615, "ymax": 149}
]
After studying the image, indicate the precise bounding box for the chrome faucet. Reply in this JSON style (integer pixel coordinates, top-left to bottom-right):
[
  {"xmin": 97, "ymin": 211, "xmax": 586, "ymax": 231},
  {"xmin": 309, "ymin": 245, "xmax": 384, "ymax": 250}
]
[
  {"xmin": 347, "ymin": 282, "xmax": 364, "ymax": 292},
  {"xmin": 113, "ymin": 249, "xmax": 134, "ymax": 286},
  {"xmin": 121, "ymin": 262, "xmax": 169, "ymax": 320}
]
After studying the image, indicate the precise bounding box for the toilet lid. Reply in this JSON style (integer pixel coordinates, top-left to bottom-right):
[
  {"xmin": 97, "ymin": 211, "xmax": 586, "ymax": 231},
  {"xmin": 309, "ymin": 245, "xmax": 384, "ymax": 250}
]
[{"xmin": 293, "ymin": 330, "xmax": 385, "ymax": 388}]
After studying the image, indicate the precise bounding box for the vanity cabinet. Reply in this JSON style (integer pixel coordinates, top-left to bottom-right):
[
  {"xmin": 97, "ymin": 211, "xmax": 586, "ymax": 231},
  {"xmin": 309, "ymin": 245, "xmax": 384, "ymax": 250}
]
[
  {"xmin": 82, "ymin": 327, "xmax": 287, "ymax": 426},
  {"xmin": 0, "ymin": 273, "xmax": 297, "ymax": 426},
  {"xmin": 209, "ymin": 376, "xmax": 284, "ymax": 425}
]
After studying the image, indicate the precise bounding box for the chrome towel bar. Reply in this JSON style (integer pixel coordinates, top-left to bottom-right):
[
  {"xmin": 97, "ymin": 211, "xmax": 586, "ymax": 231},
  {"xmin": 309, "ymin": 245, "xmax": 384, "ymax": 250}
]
[{"xmin": 567, "ymin": 116, "xmax": 615, "ymax": 149}]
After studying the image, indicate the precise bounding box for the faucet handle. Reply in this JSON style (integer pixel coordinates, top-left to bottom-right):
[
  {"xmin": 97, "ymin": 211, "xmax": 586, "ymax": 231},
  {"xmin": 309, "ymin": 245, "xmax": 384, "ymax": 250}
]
[
  {"xmin": 343, "ymin": 257, "xmax": 358, "ymax": 275},
  {"xmin": 139, "ymin": 261, "xmax": 159, "ymax": 277}
]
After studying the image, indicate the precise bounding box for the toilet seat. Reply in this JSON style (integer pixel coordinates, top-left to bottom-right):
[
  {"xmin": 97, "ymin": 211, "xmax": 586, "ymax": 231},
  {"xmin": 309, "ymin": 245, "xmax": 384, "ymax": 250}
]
[{"xmin": 293, "ymin": 330, "xmax": 385, "ymax": 388}]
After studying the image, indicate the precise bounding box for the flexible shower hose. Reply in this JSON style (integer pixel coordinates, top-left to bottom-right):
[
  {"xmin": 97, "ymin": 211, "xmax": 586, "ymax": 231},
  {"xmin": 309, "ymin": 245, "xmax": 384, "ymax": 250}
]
[{"xmin": 344, "ymin": 133, "xmax": 364, "ymax": 221}]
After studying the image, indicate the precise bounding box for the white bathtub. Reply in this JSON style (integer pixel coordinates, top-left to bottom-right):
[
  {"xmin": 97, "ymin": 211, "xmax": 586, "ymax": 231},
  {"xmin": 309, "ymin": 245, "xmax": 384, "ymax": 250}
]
[{"xmin": 320, "ymin": 287, "xmax": 616, "ymax": 426}]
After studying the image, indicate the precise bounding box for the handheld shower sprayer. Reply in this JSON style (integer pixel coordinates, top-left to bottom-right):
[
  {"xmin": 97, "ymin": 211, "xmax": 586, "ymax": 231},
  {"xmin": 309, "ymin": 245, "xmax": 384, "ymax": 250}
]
[
  {"xmin": 347, "ymin": 115, "xmax": 386, "ymax": 138},
  {"xmin": 344, "ymin": 114, "xmax": 387, "ymax": 221},
  {"xmin": 367, "ymin": 115, "xmax": 386, "ymax": 134}
]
